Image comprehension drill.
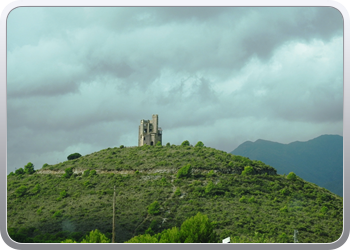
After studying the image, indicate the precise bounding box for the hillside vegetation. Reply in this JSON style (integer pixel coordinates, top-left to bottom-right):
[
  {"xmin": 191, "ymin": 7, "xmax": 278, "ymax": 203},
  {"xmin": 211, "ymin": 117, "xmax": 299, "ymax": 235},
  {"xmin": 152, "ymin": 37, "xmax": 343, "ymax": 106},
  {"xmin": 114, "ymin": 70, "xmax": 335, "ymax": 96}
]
[
  {"xmin": 231, "ymin": 135, "xmax": 343, "ymax": 196},
  {"xmin": 7, "ymin": 142, "xmax": 343, "ymax": 243}
]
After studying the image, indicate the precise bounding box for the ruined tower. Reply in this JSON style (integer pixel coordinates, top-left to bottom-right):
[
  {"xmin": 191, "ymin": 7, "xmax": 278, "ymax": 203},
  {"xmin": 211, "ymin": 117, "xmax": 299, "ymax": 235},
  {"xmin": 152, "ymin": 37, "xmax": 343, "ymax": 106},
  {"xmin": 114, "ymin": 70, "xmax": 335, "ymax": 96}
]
[{"xmin": 138, "ymin": 114, "xmax": 162, "ymax": 146}]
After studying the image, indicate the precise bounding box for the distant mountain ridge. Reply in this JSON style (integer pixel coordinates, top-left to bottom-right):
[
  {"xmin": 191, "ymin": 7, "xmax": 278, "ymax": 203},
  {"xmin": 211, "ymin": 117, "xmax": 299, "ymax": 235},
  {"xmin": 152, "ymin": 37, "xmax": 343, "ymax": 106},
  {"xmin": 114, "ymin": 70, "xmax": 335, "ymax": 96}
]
[{"xmin": 230, "ymin": 134, "xmax": 343, "ymax": 196}]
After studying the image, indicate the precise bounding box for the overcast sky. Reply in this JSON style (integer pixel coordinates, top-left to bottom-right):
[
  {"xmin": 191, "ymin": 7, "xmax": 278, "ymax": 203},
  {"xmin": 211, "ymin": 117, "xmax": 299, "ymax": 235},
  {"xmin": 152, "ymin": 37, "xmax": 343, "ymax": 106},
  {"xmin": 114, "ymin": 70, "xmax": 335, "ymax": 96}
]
[{"xmin": 6, "ymin": 7, "xmax": 343, "ymax": 172}]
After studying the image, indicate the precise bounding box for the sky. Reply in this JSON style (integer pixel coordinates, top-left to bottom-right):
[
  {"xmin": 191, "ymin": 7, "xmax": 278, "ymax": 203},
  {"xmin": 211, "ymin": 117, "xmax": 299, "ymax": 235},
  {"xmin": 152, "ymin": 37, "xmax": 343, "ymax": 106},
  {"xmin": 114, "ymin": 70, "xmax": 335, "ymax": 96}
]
[{"xmin": 6, "ymin": 7, "xmax": 343, "ymax": 173}]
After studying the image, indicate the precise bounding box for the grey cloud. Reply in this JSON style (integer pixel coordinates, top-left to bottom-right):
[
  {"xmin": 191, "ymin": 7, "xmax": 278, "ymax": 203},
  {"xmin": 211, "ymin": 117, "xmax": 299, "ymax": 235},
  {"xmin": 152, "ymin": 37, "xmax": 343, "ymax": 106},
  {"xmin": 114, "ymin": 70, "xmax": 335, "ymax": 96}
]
[{"xmin": 6, "ymin": 7, "xmax": 343, "ymax": 173}]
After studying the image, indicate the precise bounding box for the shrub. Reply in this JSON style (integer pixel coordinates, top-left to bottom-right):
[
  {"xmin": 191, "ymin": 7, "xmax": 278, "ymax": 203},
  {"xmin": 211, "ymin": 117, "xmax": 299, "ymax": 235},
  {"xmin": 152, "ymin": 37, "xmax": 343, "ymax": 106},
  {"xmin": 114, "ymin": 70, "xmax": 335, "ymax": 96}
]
[
  {"xmin": 148, "ymin": 201, "xmax": 160, "ymax": 215},
  {"xmin": 239, "ymin": 196, "xmax": 247, "ymax": 203},
  {"xmin": 174, "ymin": 188, "xmax": 181, "ymax": 196},
  {"xmin": 32, "ymin": 184, "xmax": 41, "ymax": 194},
  {"xmin": 120, "ymin": 145, "xmax": 124, "ymax": 149},
  {"xmin": 61, "ymin": 239, "xmax": 77, "ymax": 243},
  {"xmin": 179, "ymin": 212, "xmax": 217, "ymax": 243},
  {"xmin": 80, "ymin": 229, "xmax": 110, "ymax": 243},
  {"xmin": 176, "ymin": 164, "xmax": 192, "ymax": 179},
  {"xmin": 241, "ymin": 166, "xmax": 254, "ymax": 176},
  {"xmin": 24, "ymin": 162, "xmax": 35, "ymax": 174},
  {"xmin": 60, "ymin": 190, "xmax": 67, "ymax": 198},
  {"xmin": 8, "ymin": 172, "xmax": 15, "ymax": 177},
  {"xmin": 42, "ymin": 163, "xmax": 49, "ymax": 168},
  {"xmin": 125, "ymin": 234, "xmax": 158, "ymax": 243},
  {"xmin": 166, "ymin": 142, "xmax": 171, "ymax": 147},
  {"xmin": 207, "ymin": 170, "xmax": 215, "ymax": 177},
  {"xmin": 205, "ymin": 181, "xmax": 215, "ymax": 194},
  {"xmin": 82, "ymin": 170, "xmax": 90, "ymax": 177},
  {"xmin": 15, "ymin": 186, "xmax": 27, "ymax": 197},
  {"xmin": 156, "ymin": 141, "xmax": 162, "ymax": 146},
  {"xmin": 67, "ymin": 153, "xmax": 81, "ymax": 160},
  {"xmin": 181, "ymin": 140, "xmax": 190, "ymax": 146},
  {"xmin": 286, "ymin": 172, "xmax": 297, "ymax": 180},
  {"xmin": 15, "ymin": 168, "xmax": 25, "ymax": 175},
  {"xmin": 89, "ymin": 170, "xmax": 97, "ymax": 177},
  {"xmin": 52, "ymin": 210, "xmax": 63, "ymax": 218},
  {"xmin": 63, "ymin": 167, "xmax": 73, "ymax": 178},
  {"xmin": 195, "ymin": 141, "xmax": 204, "ymax": 147}
]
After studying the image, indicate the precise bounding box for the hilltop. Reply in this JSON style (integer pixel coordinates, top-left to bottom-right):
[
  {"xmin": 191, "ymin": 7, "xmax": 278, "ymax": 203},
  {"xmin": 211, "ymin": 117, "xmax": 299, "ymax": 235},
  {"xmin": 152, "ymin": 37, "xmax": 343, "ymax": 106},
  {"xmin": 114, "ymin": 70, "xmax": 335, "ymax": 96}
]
[{"xmin": 7, "ymin": 142, "xmax": 343, "ymax": 243}]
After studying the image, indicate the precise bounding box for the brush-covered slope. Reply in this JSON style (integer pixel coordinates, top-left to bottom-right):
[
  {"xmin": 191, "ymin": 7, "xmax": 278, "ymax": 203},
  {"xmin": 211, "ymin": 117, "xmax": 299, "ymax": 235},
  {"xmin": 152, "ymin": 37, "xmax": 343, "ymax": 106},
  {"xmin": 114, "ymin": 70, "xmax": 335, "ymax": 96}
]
[
  {"xmin": 7, "ymin": 144, "xmax": 343, "ymax": 243},
  {"xmin": 231, "ymin": 135, "xmax": 343, "ymax": 196}
]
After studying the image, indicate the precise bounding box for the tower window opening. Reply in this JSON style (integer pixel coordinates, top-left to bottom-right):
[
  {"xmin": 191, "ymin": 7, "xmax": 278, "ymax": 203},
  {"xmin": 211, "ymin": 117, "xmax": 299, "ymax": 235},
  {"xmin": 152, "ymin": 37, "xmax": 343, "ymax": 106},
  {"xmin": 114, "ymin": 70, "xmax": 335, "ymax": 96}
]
[
  {"xmin": 151, "ymin": 141, "xmax": 154, "ymax": 146},
  {"xmin": 144, "ymin": 129, "xmax": 147, "ymax": 133}
]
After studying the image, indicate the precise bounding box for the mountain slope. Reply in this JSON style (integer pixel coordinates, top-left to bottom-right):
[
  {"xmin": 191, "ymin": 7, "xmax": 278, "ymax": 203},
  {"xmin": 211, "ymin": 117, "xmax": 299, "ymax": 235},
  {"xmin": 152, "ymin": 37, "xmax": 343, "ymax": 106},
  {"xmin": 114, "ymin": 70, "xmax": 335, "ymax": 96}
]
[{"xmin": 230, "ymin": 135, "xmax": 343, "ymax": 196}]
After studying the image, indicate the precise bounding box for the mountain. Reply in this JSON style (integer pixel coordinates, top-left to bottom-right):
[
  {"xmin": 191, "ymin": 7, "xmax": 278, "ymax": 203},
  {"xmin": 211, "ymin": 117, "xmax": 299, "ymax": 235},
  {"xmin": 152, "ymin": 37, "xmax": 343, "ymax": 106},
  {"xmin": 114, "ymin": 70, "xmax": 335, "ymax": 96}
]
[
  {"xmin": 230, "ymin": 135, "xmax": 343, "ymax": 196},
  {"xmin": 7, "ymin": 143, "xmax": 343, "ymax": 243}
]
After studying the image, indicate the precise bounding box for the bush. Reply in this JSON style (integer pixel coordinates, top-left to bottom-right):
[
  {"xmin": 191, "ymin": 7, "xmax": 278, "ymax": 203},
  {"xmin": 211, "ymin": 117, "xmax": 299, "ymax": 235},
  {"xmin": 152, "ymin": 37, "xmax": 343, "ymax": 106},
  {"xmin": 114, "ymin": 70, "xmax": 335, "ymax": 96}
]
[
  {"xmin": 24, "ymin": 162, "xmax": 35, "ymax": 174},
  {"xmin": 181, "ymin": 140, "xmax": 190, "ymax": 146},
  {"xmin": 241, "ymin": 166, "xmax": 254, "ymax": 176},
  {"xmin": 286, "ymin": 172, "xmax": 297, "ymax": 180},
  {"xmin": 52, "ymin": 210, "xmax": 63, "ymax": 218},
  {"xmin": 61, "ymin": 239, "xmax": 77, "ymax": 243},
  {"xmin": 60, "ymin": 190, "xmax": 67, "ymax": 198},
  {"xmin": 174, "ymin": 188, "xmax": 181, "ymax": 196},
  {"xmin": 120, "ymin": 145, "xmax": 124, "ymax": 149},
  {"xmin": 80, "ymin": 229, "xmax": 110, "ymax": 243},
  {"xmin": 179, "ymin": 212, "xmax": 217, "ymax": 243},
  {"xmin": 15, "ymin": 186, "xmax": 27, "ymax": 197},
  {"xmin": 176, "ymin": 164, "xmax": 192, "ymax": 179},
  {"xmin": 239, "ymin": 196, "xmax": 247, "ymax": 203},
  {"xmin": 32, "ymin": 184, "xmax": 41, "ymax": 194},
  {"xmin": 156, "ymin": 141, "xmax": 162, "ymax": 146},
  {"xmin": 63, "ymin": 167, "xmax": 73, "ymax": 178},
  {"xmin": 205, "ymin": 181, "xmax": 215, "ymax": 194},
  {"xmin": 166, "ymin": 142, "xmax": 171, "ymax": 147},
  {"xmin": 67, "ymin": 153, "xmax": 81, "ymax": 161},
  {"xmin": 82, "ymin": 170, "xmax": 90, "ymax": 177},
  {"xmin": 195, "ymin": 141, "xmax": 204, "ymax": 147},
  {"xmin": 15, "ymin": 168, "xmax": 25, "ymax": 176},
  {"xmin": 42, "ymin": 163, "xmax": 49, "ymax": 168},
  {"xmin": 89, "ymin": 170, "xmax": 97, "ymax": 177},
  {"xmin": 126, "ymin": 212, "xmax": 217, "ymax": 243},
  {"xmin": 148, "ymin": 201, "xmax": 160, "ymax": 215}
]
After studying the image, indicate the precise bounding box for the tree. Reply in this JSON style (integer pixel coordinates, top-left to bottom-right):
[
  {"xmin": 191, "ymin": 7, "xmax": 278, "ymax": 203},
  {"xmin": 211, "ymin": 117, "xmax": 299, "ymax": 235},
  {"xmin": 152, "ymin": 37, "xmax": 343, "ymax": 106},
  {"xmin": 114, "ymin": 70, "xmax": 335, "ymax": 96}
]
[
  {"xmin": 176, "ymin": 164, "xmax": 192, "ymax": 179},
  {"xmin": 24, "ymin": 162, "xmax": 35, "ymax": 174},
  {"xmin": 179, "ymin": 212, "xmax": 217, "ymax": 243},
  {"xmin": 61, "ymin": 239, "xmax": 77, "ymax": 243},
  {"xmin": 158, "ymin": 227, "xmax": 181, "ymax": 243},
  {"xmin": 287, "ymin": 172, "xmax": 297, "ymax": 180},
  {"xmin": 156, "ymin": 141, "xmax": 162, "ymax": 146},
  {"xmin": 181, "ymin": 140, "xmax": 190, "ymax": 146},
  {"xmin": 80, "ymin": 229, "xmax": 110, "ymax": 243},
  {"xmin": 67, "ymin": 153, "xmax": 81, "ymax": 160},
  {"xmin": 15, "ymin": 168, "xmax": 25, "ymax": 175},
  {"xmin": 125, "ymin": 234, "xmax": 158, "ymax": 243},
  {"xmin": 125, "ymin": 212, "xmax": 217, "ymax": 243},
  {"xmin": 195, "ymin": 141, "xmax": 204, "ymax": 147}
]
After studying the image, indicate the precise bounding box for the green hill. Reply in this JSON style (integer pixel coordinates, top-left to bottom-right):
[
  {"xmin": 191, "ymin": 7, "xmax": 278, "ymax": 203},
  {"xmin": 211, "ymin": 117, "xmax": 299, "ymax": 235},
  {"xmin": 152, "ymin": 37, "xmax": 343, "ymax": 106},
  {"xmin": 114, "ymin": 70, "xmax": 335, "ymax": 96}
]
[{"xmin": 7, "ymin": 143, "xmax": 343, "ymax": 243}]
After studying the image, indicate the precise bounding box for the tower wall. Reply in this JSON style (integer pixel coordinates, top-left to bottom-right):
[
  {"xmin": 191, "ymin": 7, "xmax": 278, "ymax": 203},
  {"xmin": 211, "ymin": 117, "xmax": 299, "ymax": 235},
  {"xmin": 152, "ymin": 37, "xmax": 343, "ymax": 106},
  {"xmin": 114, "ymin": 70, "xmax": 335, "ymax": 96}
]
[{"xmin": 138, "ymin": 115, "xmax": 162, "ymax": 146}]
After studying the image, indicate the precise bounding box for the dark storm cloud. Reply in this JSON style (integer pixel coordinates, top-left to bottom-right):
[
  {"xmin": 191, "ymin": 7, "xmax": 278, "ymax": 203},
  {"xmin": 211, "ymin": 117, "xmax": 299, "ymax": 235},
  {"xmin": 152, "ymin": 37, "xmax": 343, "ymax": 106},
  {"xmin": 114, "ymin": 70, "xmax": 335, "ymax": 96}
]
[{"xmin": 6, "ymin": 7, "xmax": 343, "ymax": 173}]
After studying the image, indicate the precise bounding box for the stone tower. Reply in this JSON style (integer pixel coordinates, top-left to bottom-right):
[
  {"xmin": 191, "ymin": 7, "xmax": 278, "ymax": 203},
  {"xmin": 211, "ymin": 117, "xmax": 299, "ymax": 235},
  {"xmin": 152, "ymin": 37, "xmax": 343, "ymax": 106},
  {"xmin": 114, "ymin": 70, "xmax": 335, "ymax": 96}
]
[{"xmin": 138, "ymin": 114, "xmax": 162, "ymax": 146}]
